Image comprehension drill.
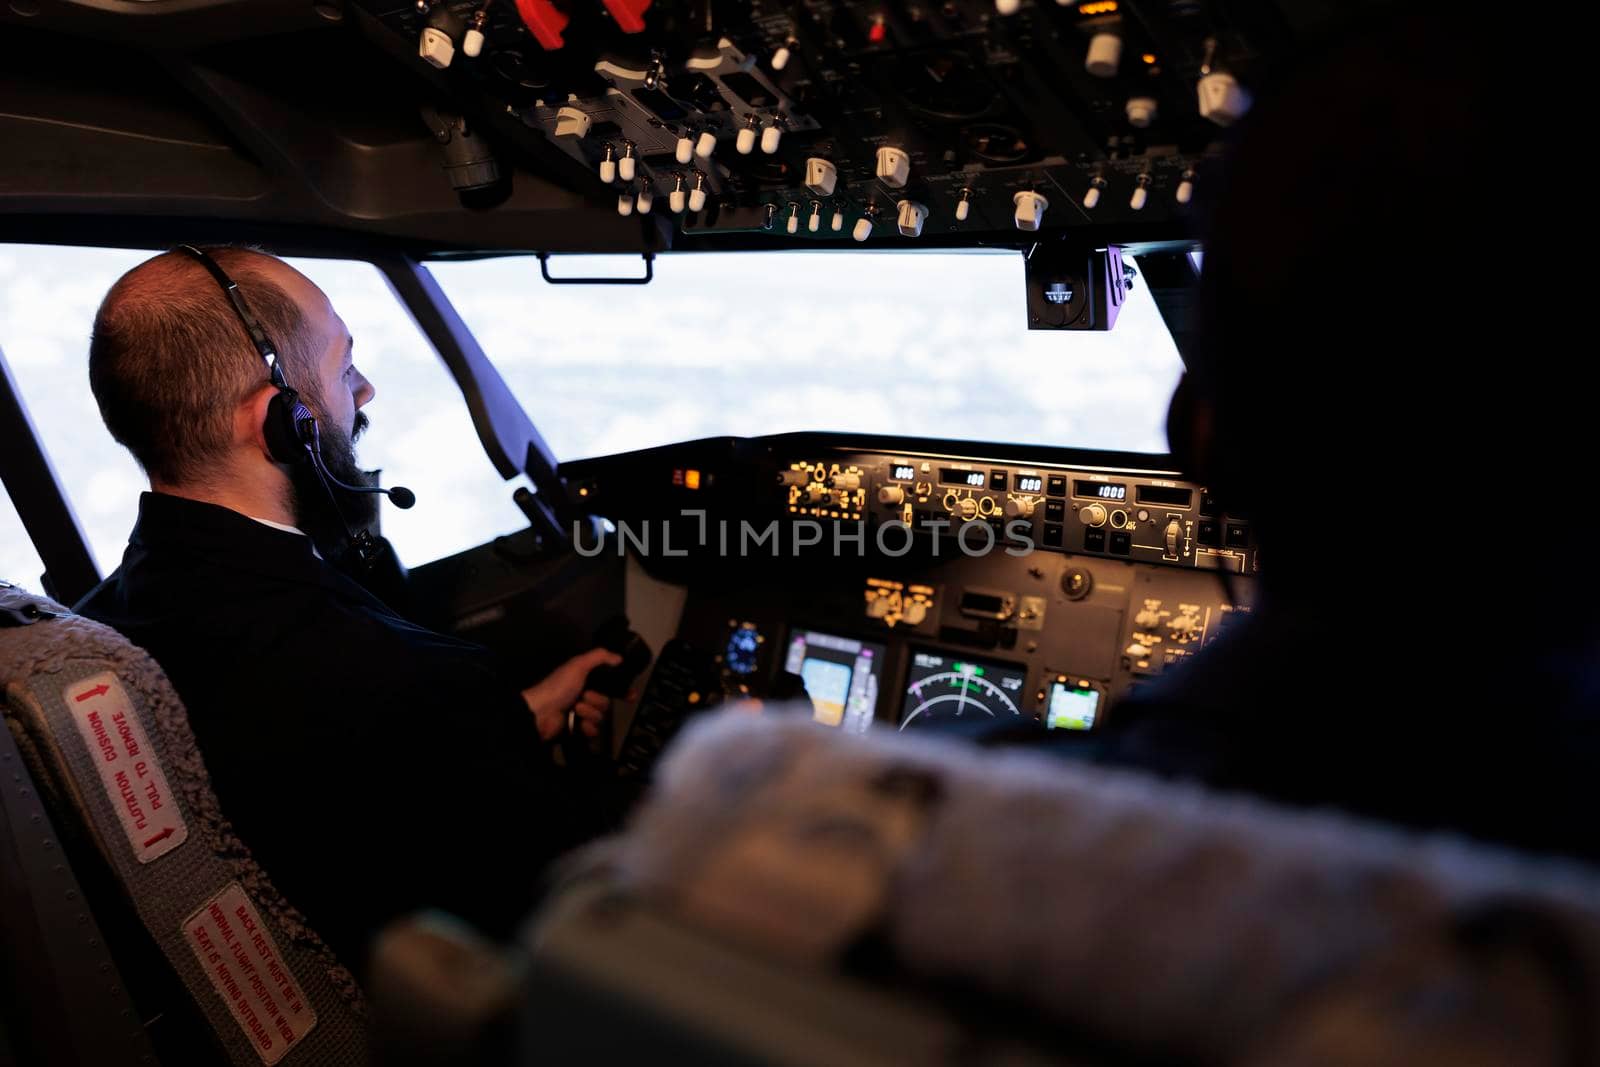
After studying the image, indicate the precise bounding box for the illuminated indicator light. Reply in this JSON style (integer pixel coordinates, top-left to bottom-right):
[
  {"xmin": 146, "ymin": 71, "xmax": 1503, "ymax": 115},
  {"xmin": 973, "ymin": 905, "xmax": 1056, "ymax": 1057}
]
[
  {"xmin": 868, "ymin": 15, "xmax": 887, "ymax": 43},
  {"xmin": 685, "ymin": 469, "xmax": 702, "ymax": 490},
  {"xmin": 1142, "ymin": 53, "xmax": 1157, "ymax": 64},
  {"xmin": 578, "ymin": 486, "xmax": 589, "ymax": 496},
  {"xmin": 1079, "ymin": 0, "xmax": 1118, "ymax": 12},
  {"xmin": 687, "ymin": 691, "xmax": 701, "ymax": 704}
]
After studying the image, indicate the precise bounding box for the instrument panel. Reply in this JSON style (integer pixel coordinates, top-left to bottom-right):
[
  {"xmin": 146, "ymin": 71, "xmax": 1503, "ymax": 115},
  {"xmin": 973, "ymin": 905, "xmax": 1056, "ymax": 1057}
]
[
  {"xmin": 566, "ymin": 432, "xmax": 1256, "ymax": 743},
  {"xmin": 782, "ymin": 449, "xmax": 1258, "ymax": 573}
]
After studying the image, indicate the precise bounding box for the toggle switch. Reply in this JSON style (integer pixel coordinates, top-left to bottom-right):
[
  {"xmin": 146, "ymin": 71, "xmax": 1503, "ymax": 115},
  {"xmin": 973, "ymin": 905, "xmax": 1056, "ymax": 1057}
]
[
  {"xmin": 598, "ymin": 143, "xmax": 616, "ymax": 183},
  {"xmin": 896, "ymin": 200, "xmax": 928, "ymax": 237},
  {"xmin": 808, "ymin": 201, "xmax": 822, "ymax": 232},
  {"xmin": 419, "ymin": 26, "xmax": 456, "ymax": 69},
  {"xmin": 636, "ymin": 182, "xmax": 654, "ymax": 213},
  {"xmin": 1083, "ymin": 178, "xmax": 1106, "ymax": 209},
  {"xmin": 831, "ymin": 208, "xmax": 845, "ymax": 231},
  {"xmin": 463, "ymin": 6, "xmax": 489, "ymax": 58},
  {"xmin": 1130, "ymin": 174, "xmax": 1150, "ymax": 211},
  {"xmin": 1013, "ymin": 190, "xmax": 1048, "ymax": 231},
  {"xmin": 1086, "ymin": 32, "xmax": 1122, "ymax": 78},
  {"xmin": 736, "ymin": 115, "xmax": 759, "ymax": 155},
  {"xmin": 618, "ymin": 142, "xmax": 636, "ymax": 181},
  {"xmin": 1126, "ymin": 96, "xmax": 1158, "ymax": 128},
  {"xmin": 669, "ymin": 174, "xmax": 687, "ymax": 212},
  {"xmin": 1176, "ymin": 170, "xmax": 1195, "ymax": 204},
  {"xmin": 804, "ymin": 158, "xmax": 838, "ymax": 197},
  {"xmin": 695, "ymin": 129, "xmax": 717, "ymax": 159},
  {"xmin": 875, "ymin": 146, "xmax": 911, "ymax": 188},
  {"xmin": 617, "ymin": 192, "xmax": 633, "ymax": 216},
  {"xmin": 1198, "ymin": 70, "xmax": 1251, "ymax": 126},
  {"xmin": 688, "ymin": 172, "xmax": 708, "ymax": 212},
  {"xmin": 554, "ymin": 106, "xmax": 591, "ymax": 138},
  {"xmin": 760, "ymin": 122, "xmax": 782, "ymax": 154},
  {"xmin": 954, "ymin": 188, "xmax": 972, "ymax": 222},
  {"xmin": 675, "ymin": 136, "xmax": 693, "ymax": 164}
]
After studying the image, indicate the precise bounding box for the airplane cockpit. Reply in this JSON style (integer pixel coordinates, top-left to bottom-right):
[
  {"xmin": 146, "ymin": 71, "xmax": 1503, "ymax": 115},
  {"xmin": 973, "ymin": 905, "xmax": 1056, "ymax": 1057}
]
[{"xmin": 1, "ymin": 3, "xmax": 1595, "ymax": 1066}]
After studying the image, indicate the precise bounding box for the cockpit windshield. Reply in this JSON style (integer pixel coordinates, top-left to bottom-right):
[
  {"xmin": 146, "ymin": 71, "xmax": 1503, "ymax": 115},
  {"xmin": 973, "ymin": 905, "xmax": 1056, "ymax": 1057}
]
[{"xmin": 430, "ymin": 250, "xmax": 1184, "ymax": 461}]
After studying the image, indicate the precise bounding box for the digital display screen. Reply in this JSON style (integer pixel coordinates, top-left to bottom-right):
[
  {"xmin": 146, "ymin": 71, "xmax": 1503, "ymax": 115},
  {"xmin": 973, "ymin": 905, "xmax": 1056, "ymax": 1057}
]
[
  {"xmin": 1016, "ymin": 475, "xmax": 1044, "ymax": 494},
  {"xmin": 941, "ymin": 467, "xmax": 986, "ymax": 488},
  {"xmin": 1075, "ymin": 480, "xmax": 1126, "ymax": 500},
  {"xmin": 1046, "ymin": 681, "xmax": 1100, "ymax": 731},
  {"xmin": 1136, "ymin": 484, "xmax": 1194, "ymax": 508},
  {"xmin": 900, "ymin": 650, "xmax": 1027, "ymax": 731},
  {"xmin": 890, "ymin": 464, "xmax": 916, "ymax": 482},
  {"xmin": 724, "ymin": 624, "xmax": 762, "ymax": 675},
  {"xmin": 784, "ymin": 629, "xmax": 887, "ymax": 734}
]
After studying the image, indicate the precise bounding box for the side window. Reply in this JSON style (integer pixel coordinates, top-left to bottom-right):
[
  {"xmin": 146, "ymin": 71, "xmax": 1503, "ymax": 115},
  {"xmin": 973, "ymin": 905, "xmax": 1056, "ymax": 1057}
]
[
  {"xmin": 279, "ymin": 257, "xmax": 529, "ymax": 564},
  {"xmin": 0, "ymin": 245, "xmax": 150, "ymax": 575},
  {"xmin": 0, "ymin": 488, "xmax": 47, "ymax": 593},
  {"xmin": 0, "ymin": 244, "xmax": 527, "ymax": 572}
]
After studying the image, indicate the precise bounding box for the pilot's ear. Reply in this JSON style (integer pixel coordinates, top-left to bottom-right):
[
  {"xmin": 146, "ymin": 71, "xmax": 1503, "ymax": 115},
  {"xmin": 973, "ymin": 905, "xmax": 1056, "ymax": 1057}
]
[{"xmin": 238, "ymin": 383, "xmax": 281, "ymax": 462}]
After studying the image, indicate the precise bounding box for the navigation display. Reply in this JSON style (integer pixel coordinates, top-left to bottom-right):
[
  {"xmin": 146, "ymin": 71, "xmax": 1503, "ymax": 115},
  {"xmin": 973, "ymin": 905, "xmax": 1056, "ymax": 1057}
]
[
  {"xmin": 784, "ymin": 629, "xmax": 887, "ymax": 734},
  {"xmin": 1045, "ymin": 680, "xmax": 1100, "ymax": 731},
  {"xmin": 900, "ymin": 650, "xmax": 1028, "ymax": 731}
]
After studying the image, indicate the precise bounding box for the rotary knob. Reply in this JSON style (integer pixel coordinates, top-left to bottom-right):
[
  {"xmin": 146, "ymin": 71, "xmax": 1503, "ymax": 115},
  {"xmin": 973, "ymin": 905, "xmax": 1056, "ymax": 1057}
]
[
  {"xmin": 778, "ymin": 470, "xmax": 809, "ymax": 487},
  {"xmin": 1004, "ymin": 497, "xmax": 1036, "ymax": 519},
  {"xmin": 956, "ymin": 497, "xmax": 979, "ymax": 522},
  {"xmin": 806, "ymin": 484, "xmax": 827, "ymax": 504},
  {"xmin": 879, "ymin": 485, "xmax": 906, "ymax": 505},
  {"xmin": 1079, "ymin": 503, "xmax": 1108, "ymax": 527},
  {"xmin": 1060, "ymin": 566, "xmax": 1093, "ymax": 600}
]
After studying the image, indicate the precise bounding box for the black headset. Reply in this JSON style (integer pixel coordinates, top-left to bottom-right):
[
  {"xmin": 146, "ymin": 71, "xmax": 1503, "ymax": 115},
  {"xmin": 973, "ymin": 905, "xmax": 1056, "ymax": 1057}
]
[
  {"xmin": 174, "ymin": 244, "xmax": 414, "ymax": 564},
  {"xmin": 175, "ymin": 245, "xmax": 322, "ymax": 467}
]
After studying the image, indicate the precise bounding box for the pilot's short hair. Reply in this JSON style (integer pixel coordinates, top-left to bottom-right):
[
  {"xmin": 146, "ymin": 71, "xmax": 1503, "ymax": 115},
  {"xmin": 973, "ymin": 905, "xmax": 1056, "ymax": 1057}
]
[{"xmin": 88, "ymin": 246, "xmax": 319, "ymax": 486}]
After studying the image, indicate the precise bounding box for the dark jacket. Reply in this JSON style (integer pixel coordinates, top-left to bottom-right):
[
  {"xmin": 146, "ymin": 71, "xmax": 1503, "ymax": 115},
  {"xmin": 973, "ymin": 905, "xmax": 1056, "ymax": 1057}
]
[{"xmin": 76, "ymin": 492, "xmax": 580, "ymax": 969}]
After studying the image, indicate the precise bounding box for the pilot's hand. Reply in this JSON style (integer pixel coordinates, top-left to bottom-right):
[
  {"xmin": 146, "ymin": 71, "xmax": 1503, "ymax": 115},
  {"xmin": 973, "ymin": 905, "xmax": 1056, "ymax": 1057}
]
[{"xmin": 522, "ymin": 648, "xmax": 621, "ymax": 741}]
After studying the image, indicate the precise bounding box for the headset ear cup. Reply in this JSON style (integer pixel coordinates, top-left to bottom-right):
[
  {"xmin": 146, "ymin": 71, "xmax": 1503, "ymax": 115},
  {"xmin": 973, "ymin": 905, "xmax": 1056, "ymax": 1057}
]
[{"xmin": 263, "ymin": 388, "xmax": 309, "ymax": 465}]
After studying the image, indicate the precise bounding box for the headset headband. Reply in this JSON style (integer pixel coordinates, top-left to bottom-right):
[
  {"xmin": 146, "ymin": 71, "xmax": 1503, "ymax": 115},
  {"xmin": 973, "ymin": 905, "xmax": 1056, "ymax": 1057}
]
[{"xmin": 174, "ymin": 244, "xmax": 291, "ymax": 393}]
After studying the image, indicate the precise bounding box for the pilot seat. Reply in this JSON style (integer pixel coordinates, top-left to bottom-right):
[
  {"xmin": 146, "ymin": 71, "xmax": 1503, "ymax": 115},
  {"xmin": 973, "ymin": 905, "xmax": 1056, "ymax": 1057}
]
[{"xmin": 0, "ymin": 580, "xmax": 368, "ymax": 1066}]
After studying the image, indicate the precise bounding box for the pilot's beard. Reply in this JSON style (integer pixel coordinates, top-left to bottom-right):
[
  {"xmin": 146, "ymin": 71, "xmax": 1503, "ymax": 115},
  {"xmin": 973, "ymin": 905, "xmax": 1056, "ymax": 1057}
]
[{"xmin": 287, "ymin": 408, "xmax": 382, "ymax": 556}]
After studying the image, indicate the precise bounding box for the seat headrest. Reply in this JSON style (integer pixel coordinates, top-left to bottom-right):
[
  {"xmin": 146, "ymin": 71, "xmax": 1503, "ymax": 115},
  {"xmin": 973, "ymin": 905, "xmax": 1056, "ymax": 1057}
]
[
  {"xmin": 0, "ymin": 582, "xmax": 369, "ymax": 1066},
  {"xmin": 595, "ymin": 712, "xmax": 1600, "ymax": 1064}
]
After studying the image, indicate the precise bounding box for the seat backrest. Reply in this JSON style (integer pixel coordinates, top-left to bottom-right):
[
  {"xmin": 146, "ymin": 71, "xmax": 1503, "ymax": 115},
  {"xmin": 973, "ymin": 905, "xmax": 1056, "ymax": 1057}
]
[{"xmin": 0, "ymin": 581, "xmax": 369, "ymax": 1067}]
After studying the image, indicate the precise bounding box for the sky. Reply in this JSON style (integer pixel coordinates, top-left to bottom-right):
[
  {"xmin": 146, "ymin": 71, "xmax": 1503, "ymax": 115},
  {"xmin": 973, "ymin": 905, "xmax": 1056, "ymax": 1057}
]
[{"xmin": 0, "ymin": 246, "xmax": 1183, "ymax": 592}]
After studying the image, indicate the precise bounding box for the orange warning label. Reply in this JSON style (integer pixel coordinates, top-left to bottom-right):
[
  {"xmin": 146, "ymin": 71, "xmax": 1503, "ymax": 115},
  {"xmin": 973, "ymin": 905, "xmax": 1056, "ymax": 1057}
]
[
  {"xmin": 63, "ymin": 672, "xmax": 187, "ymax": 863},
  {"xmin": 183, "ymin": 883, "xmax": 318, "ymax": 1064}
]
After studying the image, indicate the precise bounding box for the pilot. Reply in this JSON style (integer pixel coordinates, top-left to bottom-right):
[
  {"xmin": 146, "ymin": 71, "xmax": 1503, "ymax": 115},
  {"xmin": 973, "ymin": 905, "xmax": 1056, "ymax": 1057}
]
[
  {"xmin": 75, "ymin": 246, "xmax": 621, "ymax": 970},
  {"xmin": 1080, "ymin": 11, "xmax": 1596, "ymax": 862}
]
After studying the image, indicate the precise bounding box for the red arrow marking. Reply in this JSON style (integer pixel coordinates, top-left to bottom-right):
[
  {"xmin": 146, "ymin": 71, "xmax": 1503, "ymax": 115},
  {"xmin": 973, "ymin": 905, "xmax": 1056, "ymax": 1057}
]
[
  {"xmin": 74, "ymin": 684, "xmax": 110, "ymax": 702},
  {"xmin": 143, "ymin": 827, "xmax": 175, "ymax": 849}
]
